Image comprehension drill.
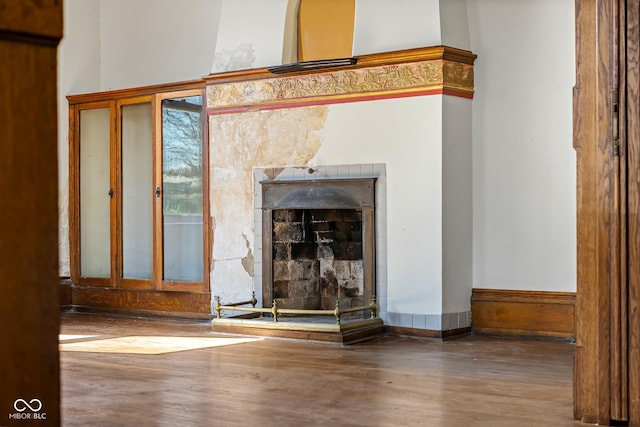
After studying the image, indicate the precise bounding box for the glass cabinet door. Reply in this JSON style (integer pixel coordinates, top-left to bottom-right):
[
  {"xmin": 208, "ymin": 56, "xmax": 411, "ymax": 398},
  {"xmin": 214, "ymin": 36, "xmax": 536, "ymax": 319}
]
[
  {"xmin": 79, "ymin": 107, "xmax": 111, "ymax": 279},
  {"xmin": 121, "ymin": 102, "xmax": 153, "ymax": 281},
  {"xmin": 161, "ymin": 95, "xmax": 204, "ymax": 282},
  {"xmin": 71, "ymin": 90, "xmax": 208, "ymax": 294}
]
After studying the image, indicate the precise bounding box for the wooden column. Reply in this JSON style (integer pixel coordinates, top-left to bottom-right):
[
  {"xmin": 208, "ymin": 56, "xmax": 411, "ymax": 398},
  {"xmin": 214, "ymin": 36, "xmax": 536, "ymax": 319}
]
[
  {"xmin": 625, "ymin": 2, "xmax": 640, "ymax": 425},
  {"xmin": 574, "ymin": 0, "xmax": 619, "ymax": 424},
  {"xmin": 0, "ymin": 1, "xmax": 63, "ymax": 425},
  {"xmin": 575, "ymin": 0, "xmax": 640, "ymax": 424}
]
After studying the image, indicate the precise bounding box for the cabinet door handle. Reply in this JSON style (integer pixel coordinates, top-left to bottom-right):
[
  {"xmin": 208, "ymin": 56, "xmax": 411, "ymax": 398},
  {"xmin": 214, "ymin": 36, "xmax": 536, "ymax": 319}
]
[{"xmin": 155, "ymin": 186, "xmax": 161, "ymax": 197}]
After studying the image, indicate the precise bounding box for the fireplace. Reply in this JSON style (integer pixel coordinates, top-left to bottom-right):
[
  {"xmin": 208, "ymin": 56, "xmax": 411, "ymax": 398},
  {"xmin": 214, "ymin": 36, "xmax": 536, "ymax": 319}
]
[{"xmin": 261, "ymin": 178, "xmax": 376, "ymax": 312}]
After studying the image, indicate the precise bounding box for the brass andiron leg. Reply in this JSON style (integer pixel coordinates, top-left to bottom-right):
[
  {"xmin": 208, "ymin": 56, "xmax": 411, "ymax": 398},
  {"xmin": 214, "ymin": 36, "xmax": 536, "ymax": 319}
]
[
  {"xmin": 215, "ymin": 296, "xmax": 222, "ymax": 319},
  {"xmin": 334, "ymin": 300, "xmax": 342, "ymax": 325},
  {"xmin": 369, "ymin": 296, "xmax": 378, "ymax": 319},
  {"xmin": 272, "ymin": 299, "xmax": 279, "ymax": 322}
]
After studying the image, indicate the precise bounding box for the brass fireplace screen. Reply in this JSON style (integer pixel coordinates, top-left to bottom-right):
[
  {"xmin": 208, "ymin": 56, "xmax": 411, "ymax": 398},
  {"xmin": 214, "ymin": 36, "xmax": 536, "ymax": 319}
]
[{"xmin": 214, "ymin": 291, "xmax": 379, "ymax": 324}]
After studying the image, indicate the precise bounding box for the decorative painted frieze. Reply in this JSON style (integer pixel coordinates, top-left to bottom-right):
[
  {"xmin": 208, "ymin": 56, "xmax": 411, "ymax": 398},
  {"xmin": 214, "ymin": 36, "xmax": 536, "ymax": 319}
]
[{"xmin": 205, "ymin": 46, "xmax": 476, "ymax": 113}]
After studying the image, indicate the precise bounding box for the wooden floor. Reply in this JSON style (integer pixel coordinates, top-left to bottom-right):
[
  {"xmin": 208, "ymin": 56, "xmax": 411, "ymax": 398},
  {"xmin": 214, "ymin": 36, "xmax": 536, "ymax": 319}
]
[{"xmin": 60, "ymin": 312, "xmax": 586, "ymax": 426}]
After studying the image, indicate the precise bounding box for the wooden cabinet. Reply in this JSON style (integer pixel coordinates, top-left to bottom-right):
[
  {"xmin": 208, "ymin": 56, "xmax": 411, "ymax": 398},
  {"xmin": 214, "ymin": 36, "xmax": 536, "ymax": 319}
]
[{"xmin": 68, "ymin": 84, "xmax": 211, "ymax": 317}]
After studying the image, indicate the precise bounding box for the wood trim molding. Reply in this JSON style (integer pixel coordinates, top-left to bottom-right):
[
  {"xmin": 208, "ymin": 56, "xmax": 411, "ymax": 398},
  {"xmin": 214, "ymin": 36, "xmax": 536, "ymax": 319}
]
[
  {"xmin": 0, "ymin": 0, "xmax": 63, "ymax": 42},
  {"xmin": 205, "ymin": 46, "xmax": 476, "ymax": 114},
  {"xmin": 471, "ymin": 289, "xmax": 576, "ymax": 339},
  {"xmin": 70, "ymin": 287, "xmax": 211, "ymax": 319},
  {"xmin": 573, "ymin": 0, "xmax": 621, "ymax": 423},
  {"xmin": 627, "ymin": 4, "xmax": 640, "ymax": 425},
  {"xmin": 205, "ymin": 46, "xmax": 477, "ymax": 83},
  {"xmin": 67, "ymin": 79, "xmax": 206, "ymax": 105},
  {"xmin": 65, "ymin": 46, "xmax": 475, "ymax": 112},
  {"xmin": 60, "ymin": 277, "xmax": 72, "ymax": 308}
]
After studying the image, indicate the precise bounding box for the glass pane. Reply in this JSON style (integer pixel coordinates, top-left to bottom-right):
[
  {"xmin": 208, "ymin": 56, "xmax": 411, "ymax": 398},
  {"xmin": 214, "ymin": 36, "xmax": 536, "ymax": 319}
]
[
  {"xmin": 122, "ymin": 103, "xmax": 153, "ymax": 279},
  {"xmin": 161, "ymin": 95, "xmax": 203, "ymax": 282},
  {"xmin": 80, "ymin": 108, "xmax": 111, "ymax": 278}
]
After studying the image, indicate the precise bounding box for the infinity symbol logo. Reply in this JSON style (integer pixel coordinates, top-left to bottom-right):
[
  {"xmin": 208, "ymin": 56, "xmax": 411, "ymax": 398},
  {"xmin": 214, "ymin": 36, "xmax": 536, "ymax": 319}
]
[{"xmin": 14, "ymin": 398, "xmax": 43, "ymax": 412}]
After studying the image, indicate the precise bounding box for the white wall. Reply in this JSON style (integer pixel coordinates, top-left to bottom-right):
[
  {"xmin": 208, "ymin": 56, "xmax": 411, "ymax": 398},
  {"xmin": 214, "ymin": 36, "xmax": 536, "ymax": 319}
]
[
  {"xmin": 353, "ymin": 0, "xmax": 441, "ymax": 56},
  {"xmin": 99, "ymin": 0, "xmax": 222, "ymax": 91},
  {"xmin": 212, "ymin": 0, "xmax": 289, "ymax": 72},
  {"xmin": 314, "ymin": 97, "xmax": 444, "ymax": 315},
  {"xmin": 58, "ymin": 0, "xmax": 102, "ymax": 276},
  {"xmin": 467, "ymin": 0, "xmax": 576, "ymax": 292},
  {"xmin": 440, "ymin": 0, "xmax": 471, "ymax": 50},
  {"xmin": 442, "ymin": 96, "xmax": 473, "ymax": 314}
]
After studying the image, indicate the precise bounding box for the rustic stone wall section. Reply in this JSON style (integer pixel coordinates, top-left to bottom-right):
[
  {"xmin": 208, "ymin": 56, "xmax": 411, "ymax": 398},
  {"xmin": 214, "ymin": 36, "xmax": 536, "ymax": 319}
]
[{"xmin": 271, "ymin": 208, "xmax": 364, "ymax": 310}]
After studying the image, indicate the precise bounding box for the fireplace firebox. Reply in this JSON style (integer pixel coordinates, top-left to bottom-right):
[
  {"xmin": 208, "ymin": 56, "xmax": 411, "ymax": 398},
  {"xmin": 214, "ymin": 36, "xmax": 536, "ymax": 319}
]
[{"xmin": 261, "ymin": 179, "xmax": 376, "ymax": 313}]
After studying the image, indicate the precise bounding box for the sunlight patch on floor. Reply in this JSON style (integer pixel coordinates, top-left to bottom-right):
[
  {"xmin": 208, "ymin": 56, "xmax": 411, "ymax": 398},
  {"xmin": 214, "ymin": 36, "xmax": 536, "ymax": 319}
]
[
  {"xmin": 59, "ymin": 334, "xmax": 97, "ymax": 341},
  {"xmin": 60, "ymin": 336, "xmax": 261, "ymax": 355}
]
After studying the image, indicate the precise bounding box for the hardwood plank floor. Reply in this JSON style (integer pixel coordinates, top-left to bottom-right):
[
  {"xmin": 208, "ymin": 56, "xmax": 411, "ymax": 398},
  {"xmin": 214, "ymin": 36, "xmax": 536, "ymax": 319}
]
[{"xmin": 60, "ymin": 312, "xmax": 586, "ymax": 426}]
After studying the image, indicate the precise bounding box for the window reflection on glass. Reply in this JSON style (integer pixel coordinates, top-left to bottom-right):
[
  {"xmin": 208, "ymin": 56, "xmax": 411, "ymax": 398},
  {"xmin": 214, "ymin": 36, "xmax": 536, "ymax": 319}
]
[{"xmin": 161, "ymin": 95, "xmax": 203, "ymax": 282}]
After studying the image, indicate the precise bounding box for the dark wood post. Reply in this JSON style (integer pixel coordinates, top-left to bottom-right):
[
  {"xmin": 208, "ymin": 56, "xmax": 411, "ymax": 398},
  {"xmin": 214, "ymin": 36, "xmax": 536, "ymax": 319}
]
[{"xmin": 0, "ymin": 1, "xmax": 63, "ymax": 425}]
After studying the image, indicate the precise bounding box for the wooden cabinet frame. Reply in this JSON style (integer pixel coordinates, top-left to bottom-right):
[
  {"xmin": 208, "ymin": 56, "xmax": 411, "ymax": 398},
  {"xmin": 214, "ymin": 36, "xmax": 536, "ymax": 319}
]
[
  {"xmin": 68, "ymin": 100, "xmax": 115, "ymax": 289},
  {"xmin": 154, "ymin": 89, "xmax": 211, "ymax": 293},
  {"xmin": 68, "ymin": 81, "xmax": 211, "ymax": 315},
  {"xmin": 116, "ymin": 95, "xmax": 155, "ymax": 291}
]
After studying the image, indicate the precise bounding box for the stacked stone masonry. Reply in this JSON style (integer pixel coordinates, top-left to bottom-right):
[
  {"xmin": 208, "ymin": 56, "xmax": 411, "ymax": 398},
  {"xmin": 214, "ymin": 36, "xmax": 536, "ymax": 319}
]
[{"xmin": 272, "ymin": 209, "xmax": 364, "ymax": 310}]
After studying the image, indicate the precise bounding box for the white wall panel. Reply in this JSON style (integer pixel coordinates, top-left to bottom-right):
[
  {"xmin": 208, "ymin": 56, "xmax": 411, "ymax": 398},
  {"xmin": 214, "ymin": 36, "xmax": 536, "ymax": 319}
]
[
  {"xmin": 467, "ymin": 0, "xmax": 576, "ymax": 292},
  {"xmin": 314, "ymin": 97, "xmax": 444, "ymax": 315}
]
